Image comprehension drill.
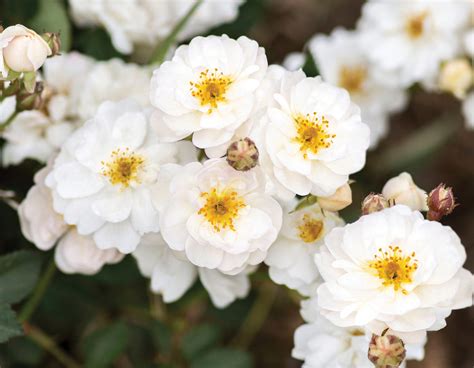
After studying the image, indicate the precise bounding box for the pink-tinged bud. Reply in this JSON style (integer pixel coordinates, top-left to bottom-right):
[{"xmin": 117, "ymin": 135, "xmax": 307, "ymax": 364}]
[
  {"xmin": 427, "ymin": 184, "xmax": 457, "ymax": 221},
  {"xmin": 368, "ymin": 333, "xmax": 406, "ymax": 368},
  {"xmin": 42, "ymin": 32, "xmax": 61, "ymax": 56},
  {"xmin": 362, "ymin": 193, "xmax": 389, "ymax": 215},
  {"xmin": 226, "ymin": 138, "xmax": 259, "ymax": 171},
  {"xmin": 318, "ymin": 183, "xmax": 352, "ymax": 212}
]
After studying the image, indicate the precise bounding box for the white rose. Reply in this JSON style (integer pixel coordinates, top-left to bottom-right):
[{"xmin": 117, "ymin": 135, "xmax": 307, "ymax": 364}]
[
  {"xmin": 382, "ymin": 172, "xmax": 428, "ymax": 211},
  {"xmin": 0, "ymin": 24, "xmax": 52, "ymax": 77}
]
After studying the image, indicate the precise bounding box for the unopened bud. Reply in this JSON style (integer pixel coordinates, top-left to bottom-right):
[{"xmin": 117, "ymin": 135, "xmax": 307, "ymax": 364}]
[
  {"xmin": 427, "ymin": 184, "xmax": 457, "ymax": 221},
  {"xmin": 368, "ymin": 332, "xmax": 406, "ymax": 368},
  {"xmin": 226, "ymin": 138, "xmax": 259, "ymax": 171},
  {"xmin": 17, "ymin": 82, "xmax": 44, "ymax": 111},
  {"xmin": 42, "ymin": 32, "xmax": 61, "ymax": 56},
  {"xmin": 318, "ymin": 183, "xmax": 352, "ymax": 212},
  {"xmin": 362, "ymin": 193, "xmax": 389, "ymax": 215},
  {"xmin": 438, "ymin": 58, "xmax": 473, "ymax": 99},
  {"xmin": 382, "ymin": 172, "xmax": 428, "ymax": 211}
]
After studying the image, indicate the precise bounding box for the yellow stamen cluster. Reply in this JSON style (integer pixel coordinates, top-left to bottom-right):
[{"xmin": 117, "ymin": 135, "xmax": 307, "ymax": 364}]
[
  {"xmin": 368, "ymin": 246, "xmax": 418, "ymax": 294},
  {"xmin": 405, "ymin": 12, "xmax": 428, "ymax": 39},
  {"xmin": 298, "ymin": 214, "xmax": 324, "ymax": 243},
  {"xmin": 198, "ymin": 187, "xmax": 245, "ymax": 232},
  {"xmin": 339, "ymin": 65, "xmax": 367, "ymax": 94},
  {"xmin": 190, "ymin": 68, "xmax": 233, "ymax": 114},
  {"xmin": 293, "ymin": 113, "xmax": 335, "ymax": 158},
  {"xmin": 101, "ymin": 148, "xmax": 144, "ymax": 188}
]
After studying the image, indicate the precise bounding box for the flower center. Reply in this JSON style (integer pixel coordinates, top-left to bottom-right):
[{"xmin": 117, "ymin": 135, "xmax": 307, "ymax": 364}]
[
  {"xmin": 298, "ymin": 214, "xmax": 324, "ymax": 243},
  {"xmin": 190, "ymin": 68, "xmax": 232, "ymax": 114},
  {"xmin": 405, "ymin": 12, "xmax": 428, "ymax": 39},
  {"xmin": 198, "ymin": 186, "xmax": 246, "ymax": 232},
  {"xmin": 368, "ymin": 246, "xmax": 418, "ymax": 294},
  {"xmin": 293, "ymin": 113, "xmax": 335, "ymax": 158},
  {"xmin": 339, "ymin": 65, "xmax": 367, "ymax": 94},
  {"xmin": 101, "ymin": 148, "xmax": 144, "ymax": 188}
]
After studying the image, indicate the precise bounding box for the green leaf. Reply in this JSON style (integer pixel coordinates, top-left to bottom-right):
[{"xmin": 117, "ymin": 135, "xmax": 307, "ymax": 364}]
[
  {"xmin": 0, "ymin": 304, "xmax": 23, "ymax": 343},
  {"xmin": 182, "ymin": 324, "xmax": 221, "ymax": 361},
  {"xmin": 74, "ymin": 28, "xmax": 122, "ymax": 61},
  {"xmin": 150, "ymin": 320, "xmax": 172, "ymax": 354},
  {"xmin": 0, "ymin": 250, "xmax": 42, "ymax": 304},
  {"xmin": 29, "ymin": 0, "xmax": 71, "ymax": 51},
  {"xmin": 302, "ymin": 52, "xmax": 319, "ymax": 77},
  {"xmin": 4, "ymin": 335, "xmax": 45, "ymax": 365},
  {"xmin": 83, "ymin": 322, "xmax": 129, "ymax": 368},
  {"xmin": 191, "ymin": 348, "xmax": 253, "ymax": 368}
]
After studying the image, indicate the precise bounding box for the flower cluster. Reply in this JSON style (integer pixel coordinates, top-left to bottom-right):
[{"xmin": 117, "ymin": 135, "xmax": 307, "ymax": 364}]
[
  {"xmin": 1, "ymin": 8, "xmax": 472, "ymax": 366},
  {"xmin": 288, "ymin": 0, "xmax": 474, "ymax": 146}
]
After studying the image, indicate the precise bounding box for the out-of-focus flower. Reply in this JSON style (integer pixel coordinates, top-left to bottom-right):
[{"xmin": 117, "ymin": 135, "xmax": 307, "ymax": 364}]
[
  {"xmin": 0, "ymin": 24, "xmax": 51, "ymax": 77},
  {"xmin": 462, "ymin": 92, "xmax": 474, "ymax": 129},
  {"xmin": 438, "ymin": 58, "xmax": 473, "ymax": 99},
  {"xmin": 282, "ymin": 52, "xmax": 306, "ymax": 71},
  {"xmin": 361, "ymin": 193, "xmax": 390, "ymax": 215},
  {"xmin": 68, "ymin": 0, "xmax": 243, "ymax": 54},
  {"xmin": 253, "ymin": 70, "xmax": 370, "ymax": 200},
  {"xmin": 46, "ymin": 99, "xmax": 196, "ymax": 253},
  {"xmin": 265, "ymin": 202, "xmax": 343, "ymax": 296},
  {"xmin": 133, "ymin": 232, "xmax": 252, "ymax": 308},
  {"xmin": 292, "ymin": 297, "xmax": 425, "ymax": 368},
  {"xmin": 315, "ymin": 205, "xmax": 473, "ymax": 343},
  {"xmin": 158, "ymin": 158, "xmax": 282, "ymax": 275},
  {"xmin": 309, "ymin": 28, "xmax": 408, "ymax": 148},
  {"xmin": 382, "ymin": 172, "xmax": 428, "ymax": 211},
  {"xmin": 150, "ymin": 35, "xmax": 267, "ymax": 158},
  {"xmin": 317, "ymin": 182, "xmax": 352, "ymax": 212},
  {"xmin": 358, "ymin": 0, "xmax": 471, "ymax": 87},
  {"xmin": 78, "ymin": 58, "xmax": 151, "ymax": 120},
  {"xmin": 18, "ymin": 163, "xmax": 123, "ymax": 274}
]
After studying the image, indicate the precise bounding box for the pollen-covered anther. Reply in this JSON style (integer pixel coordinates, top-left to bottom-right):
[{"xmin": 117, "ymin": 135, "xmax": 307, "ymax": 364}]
[
  {"xmin": 198, "ymin": 187, "xmax": 246, "ymax": 232},
  {"xmin": 368, "ymin": 246, "xmax": 418, "ymax": 294},
  {"xmin": 101, "ymin": 148, "xmax": 144, "ymax": 188},
  {"xmin": 298, "ymin": 214, "xmax": 324, "ymax": 243},
  {"xmin": 293, "ymin": 112, "xmax": 335, "ymax": 159},
  {"xmin": 190, "ymin": 68, "xmax": 233, "ymax": 114}
]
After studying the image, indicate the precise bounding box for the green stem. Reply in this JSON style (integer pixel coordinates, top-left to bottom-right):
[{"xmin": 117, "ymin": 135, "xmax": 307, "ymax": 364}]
[
  {"xmin": 27, "ymin": 324, "xmax": 82, "ymax": 368},
  {"xmin": 231, "ymin": 281, "xmax": 279, "ymax": 349},
  {"xmin": 18, "ymin": 258, "xmax": 56, "ymax": 323},
  {"xmin": 0, "ymin": 110, "xmax": 18, "ymax": 132},
  {"xmin": 149, "ymin": 0, "xmax": 204, "ymax": 65}
]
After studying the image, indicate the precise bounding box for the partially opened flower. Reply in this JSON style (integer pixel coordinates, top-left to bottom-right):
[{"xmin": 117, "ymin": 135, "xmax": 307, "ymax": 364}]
[
  {"xmin": 315, "ymin": 205, "xmax": 473, "ymax": 343},
  {"xmin": 309, "ymin": 28, "xmax": 407, "ymax": 148},
  {"xmin": 382, "ymin": 172, "xmax": 428, "ymax": 211},
  {"xmin": 46, "ymin": 99, "xmax": 196, "ymax": 253},
  {"xmin": 358, "ymin": 0, "xmax": 471, "ymax": 87},
  {"xmin": 133, "ymin": 232, "xmax": 252, "ymax": 308},
  {"xmin": 19, "ymin": 164, "xmax": 123, "ymax": 275},
  {"xmin": 265, "ymin": 201, "xmax": 344, "ymax": 296},
  {"xmin": 253, "ymin": 70, "xmax": 370, "ymax": 200},
  {"xmin": 0, "ymin": 24, "xmax": 51, "ymax": 76},
  {"xmin": 150, "ymin": 34, "xmax": 268, "ymax": 157},
  {"xmin": 292, "ymin": 297, "xmax": 425, "ymax": 368},
  {"xmin": 158, "ymin": 158, "xmax": 282, "ymax": 275}
]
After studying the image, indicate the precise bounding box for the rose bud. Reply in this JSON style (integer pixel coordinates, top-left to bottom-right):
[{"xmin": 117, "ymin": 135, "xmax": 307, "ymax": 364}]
[
  {"xmin": 368, "ymin": 332, "xmax": 406, "ymax": 368},
  {"xmin": 318, "ymin": 182, "xmax": 352, "ymax": 212},
  {"xmin": 361, "ymin": 193, "xmax": 389, "ymax": 215},
  {"xmin": 42, "ymin": 32, "xmax": 61, "ymax": 57},
  {"xmin": 438, "ymin": 58, "xmax": 473, "ymax": 99},
  {"xmin": 226, "ymin": 137, "xmax": 259, "ymax": 171},
  {"xmin": 382, "ymin": 172, "xmax": 428, "ymax": 211},
  {"xmin": 427, "ymin": 184, "xmax": 457, "ymax": 221},
  {"xmin": 0, "ymin": 25, "xmax": 52, "ymax": 77}
]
